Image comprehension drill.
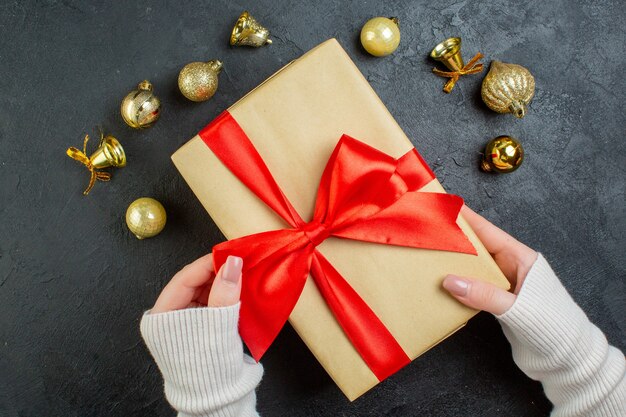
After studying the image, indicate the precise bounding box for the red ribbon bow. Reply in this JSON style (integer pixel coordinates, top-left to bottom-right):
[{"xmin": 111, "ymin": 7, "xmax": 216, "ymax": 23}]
[{"xmin": 201, "ymin": 111, "xmax": 476, "ymax": 381}]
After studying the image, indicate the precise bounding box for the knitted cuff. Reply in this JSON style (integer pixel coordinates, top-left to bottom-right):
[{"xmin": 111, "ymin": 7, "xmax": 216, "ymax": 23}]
[
  {"xmin": 140, "ymin": 304, "xmax": 262, "ymax": 417},
  {"xmin": 496, "ymin": 254, "xmax": 626, "ymax": 415},
  {"xmin": 495, "ymin": 253, "xmax": 592, "ymax": 357}
]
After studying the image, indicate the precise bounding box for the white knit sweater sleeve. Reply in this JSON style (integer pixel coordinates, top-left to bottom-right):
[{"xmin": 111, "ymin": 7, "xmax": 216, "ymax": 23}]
[
  {"xmin": 140, "ymin": 304, "xmax": 263, "ymax": 417},
  {"xmin": 140, "ymin": 255, "xmax": 625, "ymax": 416},
  {"xmin": 496, "ymin": 253, "xmax": 626, "ymax": 416}
]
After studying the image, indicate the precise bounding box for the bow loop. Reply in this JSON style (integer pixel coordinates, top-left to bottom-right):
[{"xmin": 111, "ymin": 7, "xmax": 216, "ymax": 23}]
[
  {"xmin": 313, "ymin": 135, "xmax": 438, "ymax": 233},
  {"xmin": 66, "ymin": 147, "xmax": 91, "ymax": 166}
]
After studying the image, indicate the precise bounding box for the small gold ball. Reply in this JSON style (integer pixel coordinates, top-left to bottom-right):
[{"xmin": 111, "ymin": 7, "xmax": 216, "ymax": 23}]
[
  {"xmin": 120, "ymin": 80, "xmax": 161, "ymax": 129},
  {"xmin": 178, "ymin": 60, "xmax": 223, "ymax": 102},
  {"xmin": 481, "ymin": 136, "xmax": 524, "ymax": 174},
  {"xmin": 125, "ymin": 197, "xmax": 167, "ymax": 239},
  {"xmin": 360, "ymin": 17, "xmax": 401, "ymax": 57}
]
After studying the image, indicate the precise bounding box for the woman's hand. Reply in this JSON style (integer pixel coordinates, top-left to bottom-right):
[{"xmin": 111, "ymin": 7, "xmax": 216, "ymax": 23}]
[
  {"xmin": 442, "ymin": 206, "xmax": 538, "ymax": 315},
  {"xmin": 150, "ymin": 254, "xmax": 243, "ymax": 314}
]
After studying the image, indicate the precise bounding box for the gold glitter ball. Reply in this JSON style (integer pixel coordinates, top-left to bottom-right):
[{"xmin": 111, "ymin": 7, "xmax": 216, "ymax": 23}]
[
  {"xmin": 125, "ymin": 197, "xmax": 167, "ymax": 239},
  {"xmin": 178, "ymin": 60, "xmax": 223, "ymax": 102}
]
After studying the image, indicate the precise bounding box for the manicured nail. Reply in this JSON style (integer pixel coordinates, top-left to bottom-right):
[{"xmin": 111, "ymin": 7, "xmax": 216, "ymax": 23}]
[
  {"xmin": 443, "ymin": 275, "xmax": 469, "ymax": 297},
  {"xmin": 222, "ymin": 256, "xmax": 243, "ymax": 284}
]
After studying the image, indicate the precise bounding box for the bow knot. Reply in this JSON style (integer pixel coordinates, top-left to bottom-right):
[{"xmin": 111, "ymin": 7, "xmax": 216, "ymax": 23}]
[
  {"xmin": 301, "ymin": 220, "xmax": 331, "ymax": 247},
  {"xmin": 432, "ymin": 52, "xmax": 484, "ymax": 93}
]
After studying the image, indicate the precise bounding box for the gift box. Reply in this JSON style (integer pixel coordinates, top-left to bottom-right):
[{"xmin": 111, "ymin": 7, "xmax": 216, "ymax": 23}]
[{"xmin": 172, "ymin": 39, "xmax": 509, "ymax": 400}]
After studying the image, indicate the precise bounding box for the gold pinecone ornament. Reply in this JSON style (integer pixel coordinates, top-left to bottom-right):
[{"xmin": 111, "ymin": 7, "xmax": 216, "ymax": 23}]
[
  {"xmin": 178, "ymin": 60, "xmax": 223, "ymax": 102},
  {"xmin": 481, "ymin": 61, "xmax": 535, "ymax": 118}
]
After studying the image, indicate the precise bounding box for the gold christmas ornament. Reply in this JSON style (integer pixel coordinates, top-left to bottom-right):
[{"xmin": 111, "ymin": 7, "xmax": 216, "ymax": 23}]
[
  {"xmin": 66, "ymin": 132, "xmax": 126, "ymax": 195},
  {"xmin": 481, "ymin": 135, "xmax": 524, "ymax": 173},
  {"xmin": 481, "ymin": 61, "xmax": 535, "ymax": 118},
  {"xmin": 430, "ymin": 37, "xmax": 484, "ymax": 93},
  {"xmin": 230, "ymin": 11, "xmax": 272, "ymax": 47},
  {"xmin": 120, "ymin": 80, "xmax": 161, "ymax": 129},
  {"xmin": 125, "ymin": 197, "xmax": 167, "ymax": 239},
  {"xmin": 178, "ymin": 60, "xmax": 223, "ymax": 102},
  {"xmin": 360, "ymin": 17, "xmax": 401, "ymax": 57}
]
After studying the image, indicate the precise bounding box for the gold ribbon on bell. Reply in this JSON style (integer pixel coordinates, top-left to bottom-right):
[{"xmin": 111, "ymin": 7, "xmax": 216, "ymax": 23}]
[
  {"xmin": 430, "ymin": 37, "xmax": 484, "ymax": 93},
  {"xmin": 230, "ymin": 11, "xmax": 272, "ymax": 47},
  {"xmin": 66, "ymin": 132, "xmax": 126, "ymax": 195}
]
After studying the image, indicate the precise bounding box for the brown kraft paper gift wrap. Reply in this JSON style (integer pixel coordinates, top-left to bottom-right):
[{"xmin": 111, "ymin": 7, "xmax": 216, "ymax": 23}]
[{"xmin": 171, "ymin": 38, "xmax": 509, "ymax": 401}]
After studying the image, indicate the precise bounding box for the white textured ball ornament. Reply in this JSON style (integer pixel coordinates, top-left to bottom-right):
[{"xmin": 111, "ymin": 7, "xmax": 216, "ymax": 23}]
[{"xmin": 360, "ymin": 17, "xmax": 401, "ymax": 57}]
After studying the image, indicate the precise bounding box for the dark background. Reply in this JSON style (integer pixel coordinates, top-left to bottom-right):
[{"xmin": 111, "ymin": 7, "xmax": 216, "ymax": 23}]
[{"xmin": 1, "ymin": 0, "xmax": 624, "ymax": 416}]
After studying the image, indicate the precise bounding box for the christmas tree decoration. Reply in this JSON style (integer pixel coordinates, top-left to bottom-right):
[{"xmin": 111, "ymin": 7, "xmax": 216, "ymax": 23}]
[
  {"xmin": 120, "ymin": 80, "xmax": 161, "ymax": 129},
  {"xmin": 481, "ymin": 61, "xmax": 535, "ymax": 118},
  {"xmin": 430, "ymin": 37, "xmax": 484, "ymax": 93},
  {"xmin": 360, "ymin": 17, "xmax": 401, "ymax": 57},
  {"xmin": 230, "ymin": 11, "xmax": 272, "ymax": 47},
  {"xmin": 178, "ymin": 60, "xmax": 223, "ymax": 102},
  {"xmin": 481, "ymin": 135, "xmax": 524, "ymax": 173},
  {"xmin": 125, "ymin": 197, "xmax": 167, "ymax": 239},
  {"xmin": 66, "ymin": 133, "xmax": 126, "ymax": 195}
]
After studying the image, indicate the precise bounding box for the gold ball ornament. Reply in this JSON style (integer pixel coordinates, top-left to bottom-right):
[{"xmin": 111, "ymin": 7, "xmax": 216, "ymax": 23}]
[
  {"xmin": 360, "ymin": 17, "xmax": 400, "ymax": 57},
  {"xmin": 481, "ymin": 135, "xmax": 524, "ymax": 174},
  {"xmin": 120, "ymin": 80, "xmax": 161, "ymax": 129},
  {"xmin": 178, "ymin": 60, "xmax": 223, "ymax": 102},
  {"xmin": 481, "ymin": 61, "xmax": 535, "ymax": 118},
  {"xmin": 125, "ymin": 197, "xmax": 167, "ymax": 239}
]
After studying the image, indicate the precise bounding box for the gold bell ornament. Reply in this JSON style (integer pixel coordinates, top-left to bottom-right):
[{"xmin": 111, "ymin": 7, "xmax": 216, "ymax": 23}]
[
  {"xmin": 66, "ymin": 132, "xmax": 126, "ymax": 195},
  {"xmin": 230, "ymin": 11, "xmax": 272, "ymax": 47},
  {"xmin": 481, "ymin": 135, "xmax": 524, "ymax": 174},
  {"xmin": 178, "ymin": 60, "xmax": 223, "ymax": 102},
  {"xmin": 120, "ymin": 80, "xmax": 161, "ymax": 129},
  {"xmin": 430, "ymin": 37, "xmax": 484, "ymax": 93},
  {"xmin": 125, "ymin": 197, "xmax": 167, "ymax": 239},
  {"xmin": 360, "ymin": 17, "xmax": 401, "ymax": 57},
  {"xmin": 481, "ymin": 61, "xmax": 535, "ymax": 118}
]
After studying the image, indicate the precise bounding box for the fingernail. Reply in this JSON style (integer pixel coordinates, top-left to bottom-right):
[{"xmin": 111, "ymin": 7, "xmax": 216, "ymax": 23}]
[
  {"xmin": 222, "ymin": 256, "xmax": 243, "ymax": 284},
  {"xmin": 443, "ymin": 275, "xmax": 469, "ymax": 297}
]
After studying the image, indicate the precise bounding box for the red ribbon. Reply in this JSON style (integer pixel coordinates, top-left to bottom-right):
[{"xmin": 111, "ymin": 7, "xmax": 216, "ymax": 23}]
[{"xmin": 200, "ymin": 111, "xmax": 476, "ymax": 381}]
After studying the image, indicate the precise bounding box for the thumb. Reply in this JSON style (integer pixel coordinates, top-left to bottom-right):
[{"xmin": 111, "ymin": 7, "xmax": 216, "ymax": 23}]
[
  {"xmin": 442, "ymin": 275, "xmax": 516, "ymax": 316},
  {"xmin": 207, "ymin": 256, "xmax": 243, "ymax": 307}
]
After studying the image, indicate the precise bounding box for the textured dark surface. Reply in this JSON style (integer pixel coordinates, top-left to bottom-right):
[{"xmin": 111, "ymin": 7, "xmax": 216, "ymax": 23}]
[{"xmin": 0, "ymin": 1, "xmax": 624, "ymax": 416}]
